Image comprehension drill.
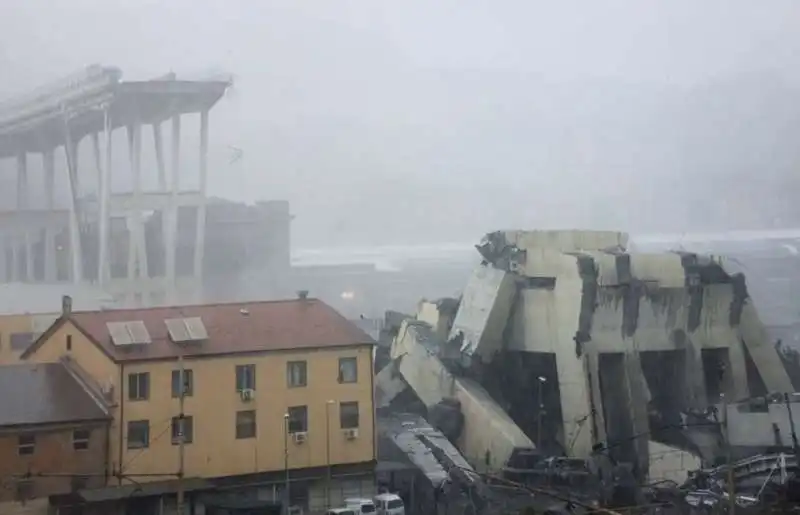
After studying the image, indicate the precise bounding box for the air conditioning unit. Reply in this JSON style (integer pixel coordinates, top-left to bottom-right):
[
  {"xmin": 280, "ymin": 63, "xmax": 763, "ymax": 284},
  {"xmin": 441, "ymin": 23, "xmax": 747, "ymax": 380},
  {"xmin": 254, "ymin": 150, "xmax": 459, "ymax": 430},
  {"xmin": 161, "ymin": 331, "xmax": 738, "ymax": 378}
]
[
  {"xmin": 343, "ymin": 428, "xmax": 359, "ymax": 440},
  {"xmin": 101, "ymin": 382, "xmax": 115, "ymax": 402},
  {"xmin": 292, "ymin": 431, "xmax": 308, "ymax": 444},
  {"xmin": 240, "ymin": 389, "xmax": 255, "ymax": 402}
]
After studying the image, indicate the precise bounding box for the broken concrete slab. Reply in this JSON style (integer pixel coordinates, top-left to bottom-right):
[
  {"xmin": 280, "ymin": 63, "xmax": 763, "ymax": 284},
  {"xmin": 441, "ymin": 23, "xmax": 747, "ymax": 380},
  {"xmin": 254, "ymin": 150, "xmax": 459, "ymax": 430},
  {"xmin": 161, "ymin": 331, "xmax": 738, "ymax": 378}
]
[{"xmin": 449, "ymin": 265, "xmax": 516, "ymax": 363}]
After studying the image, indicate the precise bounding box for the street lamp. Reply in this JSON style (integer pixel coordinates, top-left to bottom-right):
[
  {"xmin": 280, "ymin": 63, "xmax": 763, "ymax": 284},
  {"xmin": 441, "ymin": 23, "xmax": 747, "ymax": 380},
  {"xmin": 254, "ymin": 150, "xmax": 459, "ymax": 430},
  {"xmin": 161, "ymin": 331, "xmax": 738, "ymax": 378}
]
[
  {"xmin": 537, "ymin": 376, "xmax": 547, "ymax": 451},
  {"xmin": 784, "ymin": 392, "xmax": 800, "ymax": 454},
  {"xmin": 326, "ymin": 400, "xmax": 336, "ymax": 508},
  {"xmin": 284, "ymin": 412, "xmax": 290, "ymax": 515}
]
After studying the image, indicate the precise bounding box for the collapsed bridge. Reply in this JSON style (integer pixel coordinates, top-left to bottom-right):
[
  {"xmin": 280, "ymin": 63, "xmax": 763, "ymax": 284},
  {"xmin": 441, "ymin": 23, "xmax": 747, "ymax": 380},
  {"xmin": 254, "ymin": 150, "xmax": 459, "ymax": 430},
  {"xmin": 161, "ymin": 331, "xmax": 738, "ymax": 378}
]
[{"xmin": 378, "ymin": 229, "xmax": 794, "ymax": 485}]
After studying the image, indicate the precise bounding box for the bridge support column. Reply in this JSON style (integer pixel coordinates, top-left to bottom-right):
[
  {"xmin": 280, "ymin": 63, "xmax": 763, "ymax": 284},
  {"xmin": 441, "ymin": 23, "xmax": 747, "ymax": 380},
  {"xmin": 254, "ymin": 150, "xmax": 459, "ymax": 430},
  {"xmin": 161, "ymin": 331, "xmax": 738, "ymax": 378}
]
[
  {"xmin": 193, "ymin": 109, "xmax": 209, "ymax": 303},
  {"xmin": 16, "ymin": 152, "xmax": 34, "ymax": 282},
  {"xmin": 63, "ymin": 126, "xmax": 83, "ymax": 283},
  {"xmin": 0, "ymin": 237, "xmax": 6, "ymax": 283},
  {"xmin": 42, "ymin": 149, "xmax": 58, "ymax": 282}
]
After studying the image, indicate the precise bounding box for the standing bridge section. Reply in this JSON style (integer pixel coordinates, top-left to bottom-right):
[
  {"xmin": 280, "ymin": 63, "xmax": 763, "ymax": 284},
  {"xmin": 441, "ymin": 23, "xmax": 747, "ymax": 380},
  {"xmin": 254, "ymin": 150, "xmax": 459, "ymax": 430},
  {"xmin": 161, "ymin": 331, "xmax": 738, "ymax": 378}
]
[{"xmin": 0, "ymin": 65, "xmax": 230, "ymax": 305}]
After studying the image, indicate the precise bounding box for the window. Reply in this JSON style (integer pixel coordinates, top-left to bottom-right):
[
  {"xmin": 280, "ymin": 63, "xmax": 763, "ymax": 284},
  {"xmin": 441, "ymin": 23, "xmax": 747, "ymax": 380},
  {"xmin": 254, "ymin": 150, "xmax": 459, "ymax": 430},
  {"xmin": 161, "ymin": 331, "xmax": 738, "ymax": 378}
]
[
  {"xmin": 287, "ymin": 406, "xmax": 308, "ymax": 433},
  {"xmin": 66, "ymin": 334, "xmax": 72, "ymax": 351},
  {"xmin": 236, "ymin": 410, "xmax": 256, "ymax": 439},
  {"xmin": 387, "ymin": 499, "xmax": 404, "ymax": 510},
  {"xmin": 128, "ymin": 372, "xmax": 150, "ymax": 401},
  {"xmin": 235, "ymin": 364, "xmax": 256, "ymax": 391},
  {"xmin": 171, "ymin": 415, "xmax": 194, "ymax": 444},
  {"xmin": 73, "ymin": 429, "xmax": 90, "ymax": 451},
  {"xmin": 286, "ymin": 361, "xmax": 307, "ymax": 388},
  {"xmin": 172, "ymin": 369, "xmax": 194, "ymax": 398},
  {"xmin": 17, "ymin": 434, "xmax": 35, "ymax": 456},
  {"xmin": 340, "ymin": 402, "xmax": 360, "ymax": 429},
  {"xmin": 338, "ymin": 357, "xmax": 358, "ymax": 383},
  {"xmin": 127, "ymin": 420, "xmax": 150, "ymax": 449},
  {"xmin": 10, "ymin": 332, "xmax": 34, "ymax": 351}
]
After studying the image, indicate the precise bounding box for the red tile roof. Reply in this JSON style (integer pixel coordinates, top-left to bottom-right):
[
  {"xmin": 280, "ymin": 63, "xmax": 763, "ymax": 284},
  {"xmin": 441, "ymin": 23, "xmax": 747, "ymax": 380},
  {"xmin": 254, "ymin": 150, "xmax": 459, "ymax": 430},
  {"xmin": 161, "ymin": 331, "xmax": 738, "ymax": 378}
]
[{"xmin": 66, "ymin": 298, "xmax": 374, "ymax": 362}]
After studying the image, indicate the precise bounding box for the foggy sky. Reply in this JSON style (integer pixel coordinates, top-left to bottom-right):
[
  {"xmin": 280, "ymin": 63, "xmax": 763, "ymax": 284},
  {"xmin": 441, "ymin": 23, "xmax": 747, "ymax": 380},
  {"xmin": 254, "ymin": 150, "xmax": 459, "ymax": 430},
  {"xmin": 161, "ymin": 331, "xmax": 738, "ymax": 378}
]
[{"xmin": 2, "ymin": 1, "xmax": 800, "ymax": 247}]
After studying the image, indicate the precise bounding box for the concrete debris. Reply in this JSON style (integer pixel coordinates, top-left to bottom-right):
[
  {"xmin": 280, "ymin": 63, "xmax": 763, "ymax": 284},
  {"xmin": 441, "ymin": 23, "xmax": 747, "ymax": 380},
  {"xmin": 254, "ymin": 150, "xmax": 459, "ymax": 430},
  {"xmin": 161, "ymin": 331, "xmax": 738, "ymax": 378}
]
[
  {"xmin": 449, "ymin": 266, "xmax": 516, "ymax": 364},
  {"xmin": 388, "ymin": 318, "xmax": 536, "ymax": 473},
  {"xmin": 378, "ymin": 229, "xmax": 800, "ymax": 512}
]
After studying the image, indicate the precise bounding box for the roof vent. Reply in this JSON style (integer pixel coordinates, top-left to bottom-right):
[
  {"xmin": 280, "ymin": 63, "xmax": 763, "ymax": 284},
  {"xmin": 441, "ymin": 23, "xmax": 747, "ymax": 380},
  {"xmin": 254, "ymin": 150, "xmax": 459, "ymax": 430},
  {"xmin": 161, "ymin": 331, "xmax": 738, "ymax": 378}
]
[{"xmin": 297, "ymin": 290, "xmax": 309, "ymax": 300}]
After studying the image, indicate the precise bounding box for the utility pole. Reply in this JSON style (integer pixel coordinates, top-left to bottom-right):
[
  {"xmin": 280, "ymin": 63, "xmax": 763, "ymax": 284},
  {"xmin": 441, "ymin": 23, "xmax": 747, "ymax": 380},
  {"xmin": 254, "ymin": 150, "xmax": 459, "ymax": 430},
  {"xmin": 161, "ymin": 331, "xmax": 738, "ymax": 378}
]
[
  {"xmin": 784, "ymin": 392, "xmax": 799, "ymax": 455},
  {"xmin": 284, "ymin": 413, "xmax": 290, "ymax": 515},
  {"xmin": 722, "ymin": 393, "xmax": 735, "ymax": 515},
  {"xmin": 325, "ymin": 400, "xmax": 335, "ymax": 508},
  {"xmin": 537, "ymin": 376, "xmax": 547, "ymax": 451},
  {"xmin": 176, "ymin": 353, "xmax": 186, "ymax": 515}
]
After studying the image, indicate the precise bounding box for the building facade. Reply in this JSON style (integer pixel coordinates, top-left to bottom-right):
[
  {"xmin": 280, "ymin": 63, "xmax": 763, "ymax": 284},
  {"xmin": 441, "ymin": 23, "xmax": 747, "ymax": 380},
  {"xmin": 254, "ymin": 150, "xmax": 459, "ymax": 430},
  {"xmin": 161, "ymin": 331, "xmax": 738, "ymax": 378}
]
[
  {"xmin": 0, "ymin": 362, "xmax": 110, "ymax": 515},
  {"xmin": 22, "ymin": 297, "xmax": 376, "ymax": 514}
]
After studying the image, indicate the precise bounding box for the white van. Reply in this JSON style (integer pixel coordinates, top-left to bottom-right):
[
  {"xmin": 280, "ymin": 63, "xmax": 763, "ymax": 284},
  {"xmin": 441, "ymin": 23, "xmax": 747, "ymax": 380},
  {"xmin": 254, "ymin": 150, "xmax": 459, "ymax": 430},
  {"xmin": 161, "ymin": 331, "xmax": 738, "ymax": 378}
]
[
  {"xmin": 344, "ymin": 498, "xmax": 376, "ymax": 514},
  {"xmin": 374, "ymin": 493, "xmax": 405, "ymax": 515},
  {"xmin": 325, "ymin": 509, "xmax": 357, "ymax": 515}
]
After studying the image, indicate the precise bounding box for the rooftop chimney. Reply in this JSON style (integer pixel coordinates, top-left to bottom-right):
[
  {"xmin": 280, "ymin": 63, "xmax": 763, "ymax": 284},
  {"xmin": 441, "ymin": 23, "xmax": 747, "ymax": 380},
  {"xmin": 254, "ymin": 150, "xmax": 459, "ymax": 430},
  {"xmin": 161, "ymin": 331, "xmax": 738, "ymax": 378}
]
[
  {"xmin": 62, "ymin": 295, "xmax": 73, "ymax": 316},
  {"xmin": 297, "ymin": 290, "xmax": 309, "ymax": 300}
]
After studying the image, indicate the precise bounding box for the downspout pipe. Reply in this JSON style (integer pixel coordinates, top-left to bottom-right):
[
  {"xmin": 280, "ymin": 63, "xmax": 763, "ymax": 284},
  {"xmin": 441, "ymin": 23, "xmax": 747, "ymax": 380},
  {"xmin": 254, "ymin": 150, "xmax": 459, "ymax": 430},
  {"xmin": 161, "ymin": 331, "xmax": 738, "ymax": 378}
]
[
  {"xmin": 104, "ymin": 421, "xmax": 111, "ymax": 484},
  {"xmin": 118, "ymin": 362, "xmax": 124, "ymax": 486}
]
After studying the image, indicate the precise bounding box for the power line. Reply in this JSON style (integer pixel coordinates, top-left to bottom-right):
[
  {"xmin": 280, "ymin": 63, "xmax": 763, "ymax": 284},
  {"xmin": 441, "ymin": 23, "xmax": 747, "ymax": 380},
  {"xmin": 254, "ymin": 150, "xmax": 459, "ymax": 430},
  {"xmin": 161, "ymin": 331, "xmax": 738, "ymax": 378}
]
[{"xmin": 120, "ymin": 418, "xmax": 175, "ymax": 473}]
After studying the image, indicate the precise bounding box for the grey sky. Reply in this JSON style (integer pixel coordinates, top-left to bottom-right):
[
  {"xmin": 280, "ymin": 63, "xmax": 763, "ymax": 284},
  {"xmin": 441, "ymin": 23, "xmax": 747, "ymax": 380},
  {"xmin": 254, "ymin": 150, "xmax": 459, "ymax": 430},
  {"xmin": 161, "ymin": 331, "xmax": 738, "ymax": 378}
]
[{"xmin": 1, "ymin": 1, "xmax": 800, "ymax": 246}]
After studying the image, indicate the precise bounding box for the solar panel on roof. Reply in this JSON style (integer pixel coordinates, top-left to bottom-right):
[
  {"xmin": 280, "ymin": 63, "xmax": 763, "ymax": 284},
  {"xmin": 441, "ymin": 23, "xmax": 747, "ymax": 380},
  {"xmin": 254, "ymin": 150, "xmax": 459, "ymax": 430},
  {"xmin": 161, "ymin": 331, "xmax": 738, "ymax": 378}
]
[
  {"xmin": 106, "ymin": 322, "xmax": 133, "ymax": 346},
  {"xmin": 165, "ymin": 318, "xmax": 191, "ymax": 343},
  {"xmin": 164, "ymin": 317, "xmax": 208, "ymax": 343},
  {"xmin": 126, "ymin": 321, "xmax": 152, "ymax": 345},
  {"xmin": 184, "ymin": 317, "xmax": 208, "ymax": 341}
]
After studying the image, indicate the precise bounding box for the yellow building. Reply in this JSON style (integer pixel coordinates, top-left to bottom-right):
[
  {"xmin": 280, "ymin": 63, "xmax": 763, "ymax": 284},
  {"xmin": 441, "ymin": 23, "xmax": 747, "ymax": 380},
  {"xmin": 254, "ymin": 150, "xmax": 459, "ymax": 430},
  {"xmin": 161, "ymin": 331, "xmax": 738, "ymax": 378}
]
[
  {"xmin": 0, "ymin": 313, "xmax": 49, "ymax": 364},
  {"xmin": 22, "ymin": 296, "xmax": 377, "ymax": 514}
]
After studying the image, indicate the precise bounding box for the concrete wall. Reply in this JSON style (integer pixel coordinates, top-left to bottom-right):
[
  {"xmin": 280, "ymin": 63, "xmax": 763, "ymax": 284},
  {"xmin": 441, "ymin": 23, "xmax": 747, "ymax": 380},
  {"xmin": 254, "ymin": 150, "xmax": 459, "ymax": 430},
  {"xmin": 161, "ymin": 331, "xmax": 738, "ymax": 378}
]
[
  {"xmin": 0, "ymin": 498, "xmax": 49, "ymax": 515},
  {"xmin": 186, "ymin": 475, "xmax": 375, "ymax": 514},
  {"xmin": 507, "ymin": 252, "xmax": 596, "ymax": 457},
  {"xmin": 311, "ymin": 475, "xmax": 375, "ymax": 511},
  {"xmin": 647, "ymin": 440, "xmax": 701, "ymax": 484},
  {"xmin": 725, "ymin": 401, "xmax": 800, "ymax": 447}
]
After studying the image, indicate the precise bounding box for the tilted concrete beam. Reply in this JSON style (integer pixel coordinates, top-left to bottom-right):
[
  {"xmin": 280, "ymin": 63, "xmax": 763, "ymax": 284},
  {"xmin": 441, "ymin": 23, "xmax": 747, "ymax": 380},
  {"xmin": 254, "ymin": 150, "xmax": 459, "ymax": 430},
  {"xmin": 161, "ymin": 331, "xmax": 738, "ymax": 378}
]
[
  {"xmin": 391, "ymin": 320, "xmax": 535, "ymax": 473},
  {"xmin": 449, "ymin": 265, "xmax": 516, "ymax": 363}
]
